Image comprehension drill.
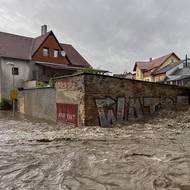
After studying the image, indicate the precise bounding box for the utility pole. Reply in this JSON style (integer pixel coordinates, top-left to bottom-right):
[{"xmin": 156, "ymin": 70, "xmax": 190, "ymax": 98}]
[
  {"xmin": 7, "ymin": 62, "xmax": 16, "ymax": 116},
  {"xmin": 12, "ymin": 64, "xmax": 15, "ymax": 116}
]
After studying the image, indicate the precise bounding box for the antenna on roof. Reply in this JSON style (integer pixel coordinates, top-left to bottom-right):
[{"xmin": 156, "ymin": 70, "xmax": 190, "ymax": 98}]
[{"xmin": 186, "ymin": 54, "xmax": 188, "ymax": 67}]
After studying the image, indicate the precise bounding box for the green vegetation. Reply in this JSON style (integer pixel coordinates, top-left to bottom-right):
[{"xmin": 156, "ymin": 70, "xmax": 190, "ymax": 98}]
[
  {"xmin": 78, "ymin": 68, "xmax": 108, "ymax": 75},
  {"xmin": 0, "ymin": 98, "xmax": 12, "ymax": 110},
  {"xmin": 36, "ymin": 81, "xmax": 48, "ymax": 88},
  {"xmin": 36, "ymin": 79, "xmax": 55, "ymax": 88}
]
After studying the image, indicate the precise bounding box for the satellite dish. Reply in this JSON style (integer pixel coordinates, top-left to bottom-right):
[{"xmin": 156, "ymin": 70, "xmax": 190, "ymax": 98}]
[{"xmin": 61, "ymin": 51, "xmax": 66, "ymax": 57}]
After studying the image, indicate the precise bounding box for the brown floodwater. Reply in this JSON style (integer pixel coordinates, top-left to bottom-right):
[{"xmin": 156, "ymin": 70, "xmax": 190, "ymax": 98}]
[{"xmin": 0, "ymin": 110, "xmax": 189, "ymax": 190}]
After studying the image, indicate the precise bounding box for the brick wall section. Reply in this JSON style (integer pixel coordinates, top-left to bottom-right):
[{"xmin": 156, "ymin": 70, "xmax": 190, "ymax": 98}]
[
  {"xmin": 55, "ymin": 75, "xmax": 85, "ymax": 126},
  {"xmin": 84, "ymin": 74, "xmax": 190, "ymax": 126}
]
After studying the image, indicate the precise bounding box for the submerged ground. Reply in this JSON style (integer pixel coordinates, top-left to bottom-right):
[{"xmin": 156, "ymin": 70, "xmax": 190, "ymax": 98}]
[{"xmin": 0, "ymin": 110, "xmax": 189, "ymax": 190}]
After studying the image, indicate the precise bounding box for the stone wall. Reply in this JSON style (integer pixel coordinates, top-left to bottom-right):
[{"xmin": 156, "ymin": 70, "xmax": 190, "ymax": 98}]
[
  {"xmin": 55, "ymin": 75, "xmax": 85, "ymax": 126},
  {"xmin": 18, "ymin": 88, "xmax": 56, "ymax": 121},
  {"xmin": 18, "ymin": 73, "xmax": 190, "ymax": 127},
  {"xmin": 84, "ymin": 74, "xmax": 190, "ymax": 126}
]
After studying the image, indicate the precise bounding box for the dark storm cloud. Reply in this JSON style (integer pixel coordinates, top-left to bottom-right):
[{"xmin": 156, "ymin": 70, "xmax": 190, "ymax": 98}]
[{"xmin": 0, "ymin": 0, "xmax": 190, "ymax": 73}]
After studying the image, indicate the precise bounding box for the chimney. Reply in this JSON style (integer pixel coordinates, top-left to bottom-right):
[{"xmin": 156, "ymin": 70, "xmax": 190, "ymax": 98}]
[
  {"xmin": 149, "ymin": 58, "xmax": 152, "ymax": 62},
  {"xmin": 41, "ymin": 25, "xmax": 47, "ymax": 35}
]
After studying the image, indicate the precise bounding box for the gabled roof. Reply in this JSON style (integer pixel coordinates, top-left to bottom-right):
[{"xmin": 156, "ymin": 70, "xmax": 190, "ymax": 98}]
[
  {"xmin": 61, "ymin": 44, "xmax": 91, "ymax": 68},
  {"xmin": 32, "ymin": 31, "xmax": 64, "ymax": 57},
  {"xmin": 167, "ymin": 75, "xmax": 190, "ymax": 81},
  {"xmin": 31, "ymin": 31, "xmax": 51, "ymax": 56},
  {"xmin": 0, "ymin": 31, "xmax": 33, "ymax": 60},
  {"xmin": 0, "ymin": 31, "xmax": 91, "ymax": 68},
  {"xmin": 133, "ymin": 52, "xmax": 180, "ymax": 72},
  {"xmin": 153, "ymin": 61, "xmax": 180, "ymax": 75},
  {"xmin": 134, "ymin": 61, "xmax": 149, "ymax": 71}
]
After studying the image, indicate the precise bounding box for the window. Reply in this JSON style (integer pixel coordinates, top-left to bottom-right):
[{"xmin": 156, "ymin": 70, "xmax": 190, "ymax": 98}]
[
  {"xmin": 54, "ymin": 49, "xmax": 59, "ymax": 58},
  {"xmin": 61, "ymin": 50, "xmax": 66, "ymax": 57},
  {"xmin": 12, "ymin": 67, "xmax": 19, "ymax": 75},
  {"xmin": 43, "ymin": 48, "xmax": 49, "ymax": 56}
]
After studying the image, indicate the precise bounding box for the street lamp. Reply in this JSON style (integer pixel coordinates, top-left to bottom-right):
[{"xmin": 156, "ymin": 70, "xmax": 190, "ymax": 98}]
[{"xmin": 7, "ymin": 62, "xmax": 16, "ymax": 116}]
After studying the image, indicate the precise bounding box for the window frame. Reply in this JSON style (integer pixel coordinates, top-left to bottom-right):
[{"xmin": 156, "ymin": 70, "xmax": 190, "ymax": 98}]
[
  {"xmin": 12, "ymin": 67, "xmax": 19, "ymax": 75},
  {"xmin": 61, "ymin": 50, "xmax": 66, "ymax": 57},
  {"xmin": 53, "ymin": 49, "xmax": 59, "ymax": 58},
  {"xmin": 43, "ymin": 47, "xmax": 49, "ymax": 57}
]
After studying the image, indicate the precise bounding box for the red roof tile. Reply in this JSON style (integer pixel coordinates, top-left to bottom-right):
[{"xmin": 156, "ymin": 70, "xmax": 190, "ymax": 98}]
[{"xmin": 134, "ymin": 61, "xmax": 150, "ymax": 71}]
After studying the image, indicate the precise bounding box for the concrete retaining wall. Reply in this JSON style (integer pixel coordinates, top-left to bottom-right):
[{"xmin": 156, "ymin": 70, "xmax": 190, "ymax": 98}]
[{"xmin": 18, "ymin": 88, "xmax": 56, "ymax": 122}]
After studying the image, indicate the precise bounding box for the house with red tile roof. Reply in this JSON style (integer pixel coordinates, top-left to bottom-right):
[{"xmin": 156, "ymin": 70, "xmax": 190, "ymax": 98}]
[
  {"xmin": 0, "ymin": 25, "xmax": 92, "ymax": 98},
  {"xmin": 133, "ymin": 52, "xmax": 181, "ymax": 82}
]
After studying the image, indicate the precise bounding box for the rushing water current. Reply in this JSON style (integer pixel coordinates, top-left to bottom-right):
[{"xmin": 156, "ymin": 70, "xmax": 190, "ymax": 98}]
[{"xmin": 0, "ymin": 111, "xmax": 189, "ymax": 190}]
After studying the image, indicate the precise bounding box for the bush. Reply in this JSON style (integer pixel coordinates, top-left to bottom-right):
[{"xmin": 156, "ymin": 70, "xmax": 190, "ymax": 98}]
[
  {"xmin": 77, "ymin": 68, "xmax": 108, "ymax": 75},
  {"xmin": 0, "ymin": 98, "xmax": 12, "ymax": 110},
  {"xmin": 36, "ymin": 80, "xmax": 54, "ymax": 88},
  {"xmin": 36, "ymin": 81, "xmax": 48, "ymax": 88}
]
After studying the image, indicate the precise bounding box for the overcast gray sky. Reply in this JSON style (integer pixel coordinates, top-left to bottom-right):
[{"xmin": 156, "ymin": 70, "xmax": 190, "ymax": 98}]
[{"xmin": 0, "ymin": 0, "xmax": 189, "ymax": 73}]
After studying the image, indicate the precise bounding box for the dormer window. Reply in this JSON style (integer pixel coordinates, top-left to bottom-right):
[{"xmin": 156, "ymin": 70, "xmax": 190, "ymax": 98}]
[
  {"xmin": 54, "ymin": 49, "xmax": 59, "ymax": 58},
  {"xmin": 43, "ymin": 48, "xmax": 49, "ymax": 56}
]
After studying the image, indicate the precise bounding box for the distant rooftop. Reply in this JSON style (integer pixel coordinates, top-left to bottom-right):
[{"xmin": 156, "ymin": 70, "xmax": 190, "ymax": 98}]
[{"xmin": 133, "ymin": 52, "xmax": 180, "ymax": 72}]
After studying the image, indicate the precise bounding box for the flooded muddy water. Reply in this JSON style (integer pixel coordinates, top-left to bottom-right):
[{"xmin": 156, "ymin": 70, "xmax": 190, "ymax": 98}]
[{"xmin": 0, "ymin": 111, "xmax": 189, "ymax": 190}]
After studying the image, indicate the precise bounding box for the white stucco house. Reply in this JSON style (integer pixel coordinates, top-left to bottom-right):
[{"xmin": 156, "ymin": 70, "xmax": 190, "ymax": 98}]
[{"xmin": 0, "ymin": 25, "xmax": 92, "ymax": 99}]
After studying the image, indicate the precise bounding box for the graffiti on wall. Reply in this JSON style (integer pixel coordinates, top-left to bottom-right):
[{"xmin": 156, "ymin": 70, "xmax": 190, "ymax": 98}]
[
  {"xmin": 57, "ymin": 103, "xmax": 78, "ymax": 127},
  {"xmin": 95, "ymin": 96, "xmax": 189, "ymax": 127}
]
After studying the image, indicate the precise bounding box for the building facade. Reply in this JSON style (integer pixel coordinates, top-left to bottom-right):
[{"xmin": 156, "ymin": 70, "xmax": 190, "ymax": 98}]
[
  {"xmin": 0, "ymin": 25, "xmax": 91, "ymax": 99},
  {"xmin": 164, "ymin": 57, "xmax": 190, "ymax": 86},
  {"xmin": 133, "ymin": 53, "xmax": 180, "ymax": 82}
]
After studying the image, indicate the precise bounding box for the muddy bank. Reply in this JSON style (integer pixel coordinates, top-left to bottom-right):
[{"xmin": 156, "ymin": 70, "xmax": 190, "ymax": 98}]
[{"xmin": 0, "ymin": 110, "xmax": 189, "ymax": 189}]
